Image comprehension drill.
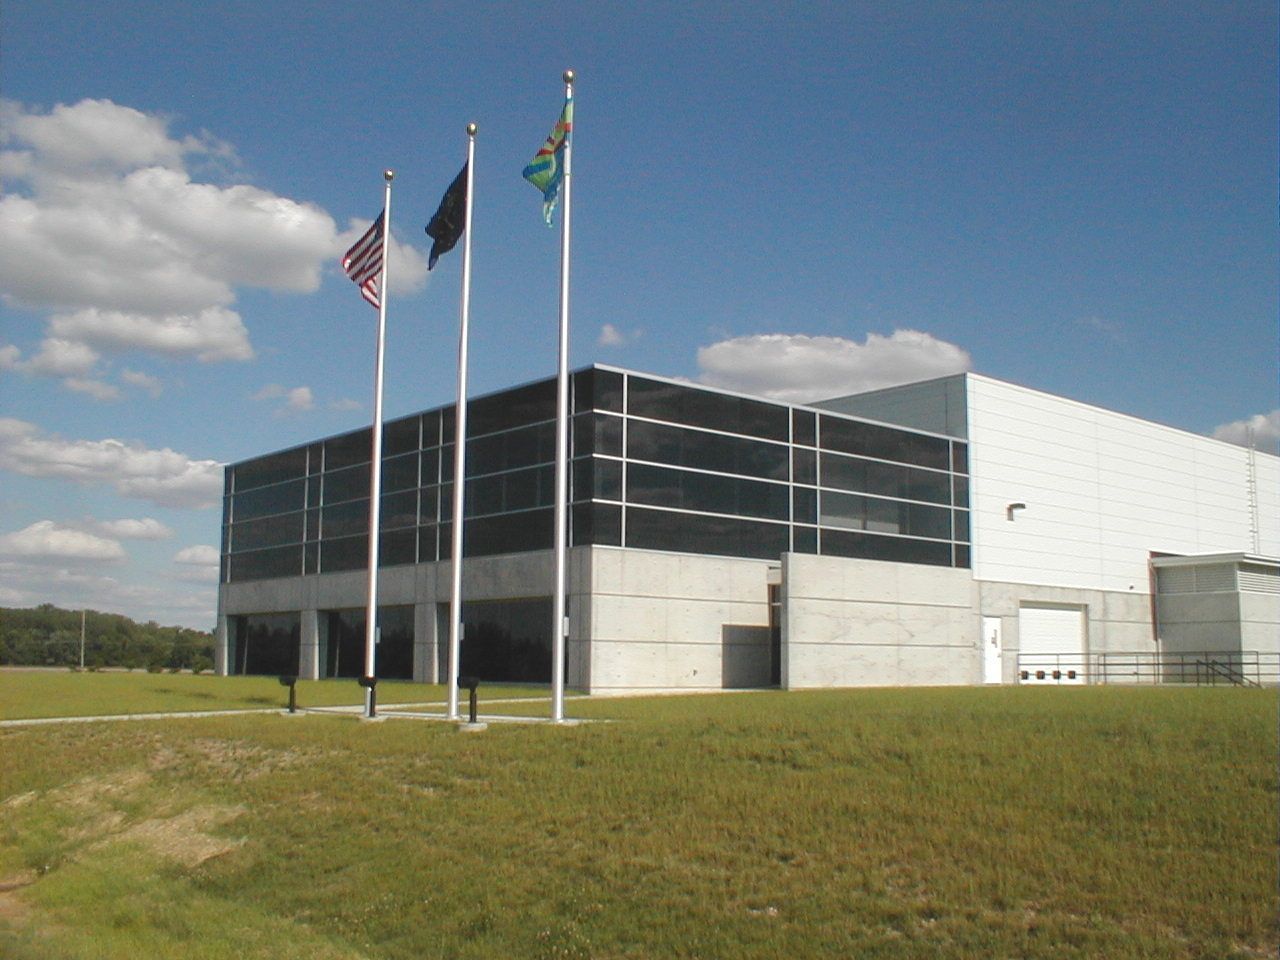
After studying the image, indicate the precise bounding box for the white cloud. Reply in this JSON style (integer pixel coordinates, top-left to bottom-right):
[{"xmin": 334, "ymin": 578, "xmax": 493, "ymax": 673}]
[
  {"xmin": 63, "ymin": 377, "xmax": 121, "ymax": 401},
  {"xmin": 24, "ymin": 337, "xmax": 99, "ymax": 376},
  {"xmin": 0, "ymin": 344, "xmax": 20, "ymax": 369},
  {"xmin": 253, "ymin": 382, "xmax": 313, "ymax": 416},
  {"xmin": 284, "ymin": 386, "xmax": 314, "ymax": 413},
  {"xmin": 1212, "ymin": 410, "xmax": 1280, "ymax": 452},
  {"xmin": 329, "ymin": 397, "xmax": 362, "ymax": 412},
  {"xmin": 0, "ymin": 417, "xmax": 223, "ymax": 509},
  {"xmin": 48, "ymin": 306, "xmax": 253, "ymax": 362},
  {"xmin": 0, "ymin": 520, "xmax": 125, "ymax": 562},
  {"xmin": 121, "ymin": 369, "xmax": 163, "ymax": 397},
  {"xmin": 93, "ymin": 517, "xmax": 173, "ymax": 540},
  {"xmin": 0, "ymin": 98, "xmax": 409, "ymax": 371},
  {"xmin": 174, "ymin": 544, "xmax": 219, "ymax": 565},
  {"xmin": 598, "ymin": 323, "xmax": 625, "ymax": 347},
  {"xmin": 696, "ymin": 331, "xmax": 972, "ymax": 404}
]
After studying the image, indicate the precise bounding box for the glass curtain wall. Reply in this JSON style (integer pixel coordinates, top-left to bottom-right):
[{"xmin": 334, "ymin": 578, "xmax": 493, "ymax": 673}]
[{"xmin": 224, "ymin": 366, "xmax": 970, "ymax": 584}]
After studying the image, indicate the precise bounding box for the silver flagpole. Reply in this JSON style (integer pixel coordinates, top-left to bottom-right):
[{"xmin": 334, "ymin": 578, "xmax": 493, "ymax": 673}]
[
  {"xmin": 551, "ymin": 70, "xmax": 574, "ymax": 722},
  {"xmin": 362, "ymin": 170, "xmax": 394, "ymax": 719},
  {"xmin": 447, "ymin": 125, "xmax": 477, "ymax": 721}
]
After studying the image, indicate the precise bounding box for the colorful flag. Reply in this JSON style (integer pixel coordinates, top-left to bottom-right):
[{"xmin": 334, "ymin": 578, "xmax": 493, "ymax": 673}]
[
  {"xmin": 341, "ymin": 212, "xmax": 385, "ymax": 308},
  {"xmin": 522, "ymin": 96, "xmax": 573, "ymax": 225},
  {"xmin": 425, "ymin": 163, "xmax": 468, "ymax": 270}
]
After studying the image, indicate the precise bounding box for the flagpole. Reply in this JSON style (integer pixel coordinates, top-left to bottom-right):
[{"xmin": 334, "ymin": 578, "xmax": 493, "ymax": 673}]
[
  {"xmin": 447, "ymin": 125, "xmax": 477, "ymax": 721},
  {"xmin": 362, "ymin": 169, "xmax": 394, "ymax": 720},
  {"xmin": 551, "ymin": 70, "xmax": 574, "ymax": 722}
]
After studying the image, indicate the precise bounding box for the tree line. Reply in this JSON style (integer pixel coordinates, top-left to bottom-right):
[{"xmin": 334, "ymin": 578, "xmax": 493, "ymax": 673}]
[{"xmin": 0, "ymin": 604, "xmax": 215, "ymax": 672}]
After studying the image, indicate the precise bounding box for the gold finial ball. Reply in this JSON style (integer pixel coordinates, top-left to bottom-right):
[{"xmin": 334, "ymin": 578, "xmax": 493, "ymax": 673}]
[
  {"xmin": 467, "ymin": 122, "xmax": 477, "ymax": 136},
  {"xmin": 384, "ymin": 169, "xmax": 395, "ymax": 181},
  {"xmin": 563, "ymin": 69, "xmax": 575, "ymax": 84}
]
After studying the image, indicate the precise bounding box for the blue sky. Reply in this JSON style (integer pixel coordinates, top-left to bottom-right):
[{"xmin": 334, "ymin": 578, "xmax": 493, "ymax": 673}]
[{"xmin": 1, "ymin": 1, "xmax": 1276, "ymax": 628}]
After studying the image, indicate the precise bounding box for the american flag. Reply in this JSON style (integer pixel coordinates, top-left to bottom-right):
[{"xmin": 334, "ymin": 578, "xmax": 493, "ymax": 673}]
[{"xmin": 341, "ymin": 212, "xmax": 386, "ymax": 308}]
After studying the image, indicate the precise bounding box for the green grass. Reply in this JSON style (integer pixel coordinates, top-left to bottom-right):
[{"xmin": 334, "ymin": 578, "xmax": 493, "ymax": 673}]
[
  {"xmin": 0, "ymin": 684, "xmax": 1275, "ymax": 958},
  {"xmin": 0, "ymin": 670, "xmax": 548, "ymax": 720}
]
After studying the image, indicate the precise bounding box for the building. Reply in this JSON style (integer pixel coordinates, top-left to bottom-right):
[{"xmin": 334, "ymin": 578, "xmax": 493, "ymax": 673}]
[{"xmin": 215, "ymin": 366, "xmax": 1280, "ymax": 691}]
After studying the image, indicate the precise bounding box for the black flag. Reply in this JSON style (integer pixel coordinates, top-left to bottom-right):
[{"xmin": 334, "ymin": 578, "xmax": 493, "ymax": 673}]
[{"xmin": 425, "ymin": 163, "xmax": 467, "ymax": 270}]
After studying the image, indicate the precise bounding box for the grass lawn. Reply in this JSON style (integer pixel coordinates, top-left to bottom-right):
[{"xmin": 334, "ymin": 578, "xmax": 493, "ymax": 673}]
[
  {"xmin": 0, "ymin": 683, "xmax": 1275, "ymax": 959},
  {"xmin": 0, "ymin": 670, "xmax": 548, "ymax": 721}
]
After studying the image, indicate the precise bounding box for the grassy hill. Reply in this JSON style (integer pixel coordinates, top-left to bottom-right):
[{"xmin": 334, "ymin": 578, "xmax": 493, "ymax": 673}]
[{"xmin": 0, "ymin": 679, "xmax": 1275, "ymax": 959}]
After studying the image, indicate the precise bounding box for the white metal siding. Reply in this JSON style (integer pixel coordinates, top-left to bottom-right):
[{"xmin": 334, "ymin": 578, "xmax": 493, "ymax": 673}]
[{"xmin": 966, "ymin": 375, "xmax": 1280, "ymax": 593}]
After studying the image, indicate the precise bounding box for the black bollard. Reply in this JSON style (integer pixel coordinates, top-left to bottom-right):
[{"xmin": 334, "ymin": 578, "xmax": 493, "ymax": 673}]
[
  {"xmin": 278, "ymin": 675, "xmax": 298, "ymax": 713},
  {"xmin": 458, "ymin": 676, "xmax": 480, "ymax": 724},
  {"xmin": 358, "ymin": 675, "xmax": 378, "ymax": 717}
]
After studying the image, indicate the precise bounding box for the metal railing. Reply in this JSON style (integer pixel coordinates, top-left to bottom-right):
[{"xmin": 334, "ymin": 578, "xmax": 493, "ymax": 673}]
[{"xmin": 1016, "ymin": 650, "xmax": 1280, "ymax": 687}]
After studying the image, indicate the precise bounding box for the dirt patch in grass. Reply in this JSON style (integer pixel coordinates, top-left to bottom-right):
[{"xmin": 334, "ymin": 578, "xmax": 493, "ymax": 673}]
[
  {"xmin": 106, "ymin": 804, "xmax": 246, "ymax": 867},
  {"xmin": 0, "ymin": 870, "xmax": 37, "ymax": 922}
]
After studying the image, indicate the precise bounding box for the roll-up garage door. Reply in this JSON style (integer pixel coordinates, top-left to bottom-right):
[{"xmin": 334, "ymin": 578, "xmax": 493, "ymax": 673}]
[{"xmin": 1018, "ymin": 604, "xmax": 1085, "ymax": 684}]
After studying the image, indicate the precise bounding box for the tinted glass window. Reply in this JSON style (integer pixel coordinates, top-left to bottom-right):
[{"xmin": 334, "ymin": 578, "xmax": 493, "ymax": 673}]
[
  {"xmin": 628, "ymin": 420, "xmax": 789, "ymax": 480},
  {"xmin": 305, "ymin": 508, "xmax": 320, "ymax": 540},
  {"xmin": 572, "ymin": 458, "xmax": 622, "ymax": 502},
  {"xmin": 952, "ymin": 475, "xmax": 969, "ymax": 509},
  {"xmin": 306, "ymin": 476, "xmax": 321, "ymax": 508},
  {"xmin": 464, "ymin": 508, "xmax": 553, "ymax": 556},
  {"xmin": 233, "ymin": 479, "xmax": 306, "ymax": 522},
  {"xmin": 821, "ymin": 453, "xmax": 950, "ymax": 504},
  {"xmin": 628, "ymin": 464, "xmax": 789, "ymax": 521},
  {"xmin": 625, "ymin": 506, "xmax": 789, "ymax": 560},
  {"xmin": 572, "ymin": 502, "xmax": 622, "ymax": 546},
  {"xmin": 380, "ymin": 490, "xmax": 418, "ymax": 530},
  {"xmin": 229, "ymin": 544, "xmax": 303, "ymax": 582},
  {"xmin": 821, "ymin": 530, "xmax": 952, "ymax": 567},
  {"xmin": 233, "ymin": 448, "xmax": 307, "ymax": 492},
  {"xmin": 379, "ymin": 528, "xmax": 416, "ymax": 567},
  {"xmin": 573, "ymin": 368, "xmax": 624, "ymax": 414},
  {"xmin": 465, "ymin": 465, "xmax": 553, "ymax": 517},
  {"xmin": 321, "ymin": 534, "xmax": 367, "ymax": 573},
  {"xmin": 322, "ymin": 499, "xmax": 369, "ymax": 539},
  {"xmin": 460, "ymin": 597, "xmax": 552, "ymax": 684},
  {"xmin": 419, "ymin": 485, "xmax": 440, "ymax": 523},
  {"xmin": 792, "ymin": 409, "xmax": 816, "ymax": 446},
  {"xmin": 629, "ymin": 377, "xmax": 789, "ymax": 441},
  {"xmin": 325, "ymin": 429, "xmax": 372, "ymax": 471},
  {"xmin": 383, "ymin": 416, "xmax": 419, "ymax": 456},
  {"xmin": 573, "ymin": 413, "xmax": 623, "ymax": 458},
  {"xmin": 793, "ymin": 487, "xmax": 817, "ymax": 524},
  {"xmin": 304, "ymin": 541, "xmax": 318, "ymax": 575},
  {"xmin": 953, "ymin": 509, "xmax": 970, "ymax": 542},
  {"xmin": 819, "ymin": 415, "xmax": 950, "ymax": 470},
  {"xmin": 953, "ymin": 544, "xmax": 971, "ymax": 568},
  {"xmin": 793, "ymin": 448, "xmax": 817, "ymax": 486},
  {"xmin": 323, "ymin": 464, "xmax": 370, "ymax": 504},
  {"xmin": 381, "ymin": 452, "xmax": 419, "ymax": 493},
  {"xmin": 468, "ymin": 378, "xmax": 555, "ymax": 436},
  {"xmin": 467, "ymin": 422, "xmax": 555, "ymax": 477},
  {"xmin": 793, "ymin": 525, "xmax": 817, "ymax": 554},
  {"xmin": 230, "ymin": 511, "xmax": 304, "ymax": 553},
  {"xmin": 417, "ymin": 523, "xmax": 439, "ymax": 562},
  {"xmin": 820, "ymin": 491, "xmax": 951, "ymax": 540},
  {"xmin": 952, "ymin": 442, "xmax": 969, "ymax": 474},
  {"xmin": 420, "ymin": 410, "xmax": 441, "ymax": 449}
]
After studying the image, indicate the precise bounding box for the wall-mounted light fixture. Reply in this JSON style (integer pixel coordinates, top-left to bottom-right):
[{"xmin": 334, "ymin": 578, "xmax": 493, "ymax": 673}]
[{"xmin": 1006, "ymin": 502, "xmax": 1027, "ymax": 521}]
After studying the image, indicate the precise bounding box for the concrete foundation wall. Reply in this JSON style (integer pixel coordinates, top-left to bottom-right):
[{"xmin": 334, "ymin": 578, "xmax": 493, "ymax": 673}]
[
  {"xmin": 782, "ymin": 554, "xmax": 978, "ymax": 687},
  {"xmin": 583, "ymin": 547, "xmax": 773, "ymax": 695},
  {"xmin": 977, "ymin": 580, "xmax": 1155, "ymax": 681},
  {"xmin": 1156, "ymin": 592, "xmax": 1243, "ymax": 654}
]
